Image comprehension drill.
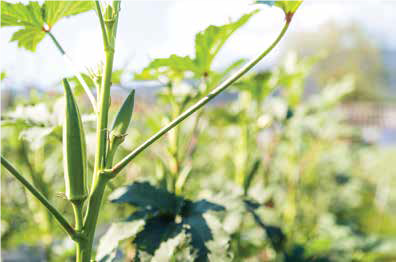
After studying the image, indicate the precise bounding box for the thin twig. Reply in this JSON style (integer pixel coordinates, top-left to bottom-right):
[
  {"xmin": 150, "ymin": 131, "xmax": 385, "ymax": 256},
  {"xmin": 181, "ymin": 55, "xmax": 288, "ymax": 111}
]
[{"xmin": 1, "ymin": 156, "xmax": 77, "ymax": 239}]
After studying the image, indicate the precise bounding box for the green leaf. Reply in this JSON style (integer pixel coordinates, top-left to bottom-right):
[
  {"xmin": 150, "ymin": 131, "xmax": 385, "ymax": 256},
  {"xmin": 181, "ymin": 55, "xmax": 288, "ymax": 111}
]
[
  {"xmin": 244, "ymin": 199, "xmax": 286, "ymax": 252},
  {"xmin": 1, "ymin": 1, "xmax": 94, "ymax": 51},
  {"xmin": 109, "ymin": 182, "xmax": 225, "ymax": 261},
  {"xmin": 43, "ymin": 1, "xmax": 94, "ymax": 27},
  {"xmin": 256, "ymin": 0, "xmax": 304, "ymax": 14},
  {"xmin": 181, "ymin": 201, "xmax": 225, "ymax": 261},
  {"xmin": 135, "ymin": 55, "xmax": 198, "ymax": 81},
  {"xmin": 10, "ymin": 27, "xmax": 46, "ymax": 52},
  {"xmin": 1, "ymin": 71, "xmax": 6, "ymax": 80},
  {"xmin": 96, "ymin": 221, "xmax": 144, "ymax": 262},
  {"xmin": 194, "ymin": 10, "xmax": 258, "ymax": 73},
  {"xmin": 1, "ymin": 1, "xmax": 44, "ymax": 27},
  {"xmin": 109, "ymin": 182, "xmax": 185, "ymax": 215},
  {"xmin": 136, "ymin": 11, "xmax": 256, "ymax": 82},
  {"xmin": 134, "ymin": 216, "xmax": 183, "ymax": 256}
]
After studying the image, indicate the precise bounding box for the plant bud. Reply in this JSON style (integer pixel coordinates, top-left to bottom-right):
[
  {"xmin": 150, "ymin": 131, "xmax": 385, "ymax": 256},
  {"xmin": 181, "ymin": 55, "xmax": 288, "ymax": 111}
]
[
  {"xmin": 62, "ymin": 79, "xmax": 88, "ymax": 202},
  {"xmin": 111, "ymin": 89, "xmax": 135, "ymax": 137}
]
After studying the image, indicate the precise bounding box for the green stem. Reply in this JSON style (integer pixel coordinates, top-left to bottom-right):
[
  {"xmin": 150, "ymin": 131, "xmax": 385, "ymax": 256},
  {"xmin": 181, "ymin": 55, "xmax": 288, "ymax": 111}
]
[
  {"xmin": 72, "ymin": 201, "xmax": 84, "ymax": 262},
  {"xmin": 93, "ymin": 50, "xmax": 114, "ymax": 183},
  {"xmin": 111, "ymin": 21, "xmax": 291, "ymax": 175},
  {"xmin": 0, "ymin": 156, "xmax": 76, "ymax": 239},
  {"xmin": 95, "ymin": 1, "xmax": 109, "ymax": 50},
  {"xmin": 81, "ymin": 174, "xmax": 109, "ymax": 262},
  {"xmin": 47, "ymin": 31, "xmax": 97, "ymax": 113},
  {"xmin": 47, "ymin": 31, "xmax": 65, "ymax": 54}
]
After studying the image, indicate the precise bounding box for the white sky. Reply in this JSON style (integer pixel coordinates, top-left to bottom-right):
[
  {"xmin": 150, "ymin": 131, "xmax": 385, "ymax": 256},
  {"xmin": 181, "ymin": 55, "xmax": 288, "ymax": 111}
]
[{"xmin": 1, "ymin": 1, "xmax": 395, "ymax": 89}]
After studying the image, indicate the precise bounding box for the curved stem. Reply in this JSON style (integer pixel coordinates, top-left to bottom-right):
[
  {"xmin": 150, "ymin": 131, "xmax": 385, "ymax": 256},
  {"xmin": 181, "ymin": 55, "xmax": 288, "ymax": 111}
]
[
  {"xmin": 47, "ymin": 31, "xmax": 97, "ymax": 113},
  {"xmin": 1, "ymin": 156, "xmax": 76, "ymax": 239},
  {"xmin": 111, "ymin": 21, "xmax": 291, "ymax": 175}
]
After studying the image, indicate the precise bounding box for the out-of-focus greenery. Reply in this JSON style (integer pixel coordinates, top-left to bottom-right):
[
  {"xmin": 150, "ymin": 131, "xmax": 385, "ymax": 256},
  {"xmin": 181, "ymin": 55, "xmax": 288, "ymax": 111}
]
[
  {"xmin": 1, "ymin": 5, "xmax": 396, "ymax": 261},
  {"xmin": 286, "ymin": 22, "xmax": 390, "ymax": 102},
  {"xmin": 2, "ymin": 50, "xmax": 396, "ymax": 261}
]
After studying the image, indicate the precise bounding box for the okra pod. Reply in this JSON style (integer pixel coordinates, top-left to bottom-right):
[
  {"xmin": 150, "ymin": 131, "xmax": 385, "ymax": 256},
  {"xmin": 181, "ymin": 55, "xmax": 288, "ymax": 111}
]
[
  {"xmin": 106, "ymin": 89, "xmax": 135, "ymax": 167},
  {"xmin": 62, "ymin": 79, "xmax": 88, "ymax": 202}
]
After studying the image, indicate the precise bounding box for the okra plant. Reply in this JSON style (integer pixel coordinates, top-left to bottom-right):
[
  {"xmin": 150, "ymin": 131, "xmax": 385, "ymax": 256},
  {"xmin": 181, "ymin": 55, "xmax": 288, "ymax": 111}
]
[{"xmin": 1, "ymin": 1, "xmax": 302, "ymax": 261}]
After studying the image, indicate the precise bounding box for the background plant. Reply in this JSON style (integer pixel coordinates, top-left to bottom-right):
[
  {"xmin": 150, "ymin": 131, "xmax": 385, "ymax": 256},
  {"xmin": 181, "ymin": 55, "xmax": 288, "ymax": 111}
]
[{"xmin": 2, "ymin": 1, "xmax": 396, "ymax": 262}]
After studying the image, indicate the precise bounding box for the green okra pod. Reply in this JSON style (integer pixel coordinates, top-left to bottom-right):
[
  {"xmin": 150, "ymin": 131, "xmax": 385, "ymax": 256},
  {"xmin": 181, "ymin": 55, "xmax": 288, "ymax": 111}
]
[
  {"xmin": 106, "ymin": 89, "xmax": 135, "ymax": 167},
  {"xmin": 62, "ymin": 79, "xmax": 88, "ymax": 202},
  {"xmin": 111, "ymin": 89, "xmax": 135, "ymax": 136}
]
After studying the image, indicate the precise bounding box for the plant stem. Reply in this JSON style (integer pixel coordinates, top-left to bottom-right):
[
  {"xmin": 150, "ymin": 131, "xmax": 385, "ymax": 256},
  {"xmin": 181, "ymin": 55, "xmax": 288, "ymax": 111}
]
[
  {"xmin": 72, "ymin": 201, "xmax": 84, "ymax": 262},
  {"xmin": 95, "ymin": 1, "xmax": 109, "ymax": 50},
  {"xmin": 92, "ymin": 50, "xmax": 114, "ymax": 183},
  {"xmin": 47, "ymin": 31, "xmax": 97, "ymax": 113},
  {"xmin": 81, "ymin": 174, "xmax": 109, "ymax": 262},
  {"xmin": 0, "ymin": 156, "xmax": 76, "ymax": 239},
  {"xmin": 80, "ymin": 3, "xmax": 120, "ymax": 261},
  {"xmin": 111, "ymin": 21, "xmax": 291, "ymax": 175}
]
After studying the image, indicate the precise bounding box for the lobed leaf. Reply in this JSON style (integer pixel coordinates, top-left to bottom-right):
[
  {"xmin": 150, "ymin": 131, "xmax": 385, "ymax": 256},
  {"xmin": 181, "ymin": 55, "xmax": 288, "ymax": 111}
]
[
  {"xmin": 1, "ymin": 1, "xmax": 94, "ymax": 51},
  {"xmin": 134, "ymin": 216, "xmax": 183, "ymax": 256},
  {"xmin": 106, "ymin": 182, "xmax": 225, "ymax": 261},
  {"xmin": 43, "ymin": 1, "xmax": 94, "ymax": 27},
  {"xmin": 194, "ymin": 10, "xmax": 258, "ymax": 74},
  {"xmin": 109, "ymin": 182, "xmax": 185, "ymax": 215}
]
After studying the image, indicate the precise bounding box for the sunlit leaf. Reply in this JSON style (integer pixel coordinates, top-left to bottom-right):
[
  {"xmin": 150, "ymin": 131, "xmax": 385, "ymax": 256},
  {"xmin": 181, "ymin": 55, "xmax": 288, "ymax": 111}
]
[
  {"xmin": 96, "ymin": 221, "xmax": 144, "ymax": 262},
  {"xmin": 43, "ymin": 1, "xmax": 94, "ymax": 27},
  {"xmin": 194, "ymin": 10, "xmax": 258, "ymax": 74},
  {"xmin": 255, "ymin": 1, "xmax": 303, "ymax": 15},
  {"xmin": 10, "ymin": 27, "xmax": 46, "ymax": 52},
  {"xmin": 1, "ymin": 71, "xmax": 6, "ymax": 80},
  {"xmin": 1, "ymin": 1, "xmax": 94, "ymax": 51}
]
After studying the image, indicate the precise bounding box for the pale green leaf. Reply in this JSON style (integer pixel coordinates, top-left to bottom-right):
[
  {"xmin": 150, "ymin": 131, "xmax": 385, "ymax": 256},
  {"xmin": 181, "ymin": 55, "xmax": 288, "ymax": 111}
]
[
  {"xmin": 1, "ymin": 1, "xmax": 44, "ymax": 27},
  {"xmin": 43, "ymin": 1, "xmax": 94, "ymax": 27},
  {"xmin": 1, "ymin": 1, "xmax": 94, "ymax": 51},
  {"xmin": 194, "ymin": 10, "xmax": 258, "ymax": 73},
  {"xmin": 10, "ymin": 27, "xmax": 46, "ymax": 52},
  {"xmin": 255, "ymin": 1, "xmax": 303, "ymax": 16}
]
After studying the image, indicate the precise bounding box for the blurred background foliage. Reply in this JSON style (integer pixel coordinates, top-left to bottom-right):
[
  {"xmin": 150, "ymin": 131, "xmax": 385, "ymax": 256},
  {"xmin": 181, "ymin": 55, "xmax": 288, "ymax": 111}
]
[{"xmin": 1, "ymin": 2, "xmax": 396, "ymax": 262}]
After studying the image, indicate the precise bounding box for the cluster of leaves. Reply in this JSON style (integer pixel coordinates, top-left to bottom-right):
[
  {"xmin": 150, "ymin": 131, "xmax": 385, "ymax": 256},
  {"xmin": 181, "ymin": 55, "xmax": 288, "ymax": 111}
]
[
  {"xmin": 1, "ymin": 1, "xmax": 93, "ymax": 51},
  {"xmin": 97, "ymin": 182, "xmax": 224, "ymax": 262}
]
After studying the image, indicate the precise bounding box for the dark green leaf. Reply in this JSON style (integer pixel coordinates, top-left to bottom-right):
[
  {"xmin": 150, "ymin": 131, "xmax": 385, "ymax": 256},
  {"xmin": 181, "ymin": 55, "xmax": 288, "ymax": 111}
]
[
  {"xmin": 182, "ymin": 200, "xmax": 225, "ymax": 216},
  {"xmin": 109, "ymin": 182, "xmax": 185, "ymax": 215},
  {"xmin": 244, "ymin": 200, "xmax": 286, "ymax": 252},
  {"xmin": 181, "ymin": 200, "xmax": 225, "ymax": 261},
  {"xmin": 134, "ymin": 216, "xmax": 183, "ymax": 255}
]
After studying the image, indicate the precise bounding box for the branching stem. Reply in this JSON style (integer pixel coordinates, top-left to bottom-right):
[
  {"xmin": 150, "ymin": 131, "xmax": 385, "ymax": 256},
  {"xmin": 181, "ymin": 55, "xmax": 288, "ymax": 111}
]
[
  {"xmin": 111, "ymin": 21, "xmax": 291, "ymax": 175},
  {"xmin": 0, "ymin": 156, "xmax": 77, "ymax": 239}
]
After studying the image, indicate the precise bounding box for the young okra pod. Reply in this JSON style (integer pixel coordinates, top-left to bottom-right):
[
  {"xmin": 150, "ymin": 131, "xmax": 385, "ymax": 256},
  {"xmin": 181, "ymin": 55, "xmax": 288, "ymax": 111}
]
[
  {"xmin": 111, "ymin": 89, "xmax": 135, "ymax": 137},
  {"xmin": 62, "ymin": 79, "xmax": 88, "ymax": 202},
  {"xmin": 106, "ymin": 89, "xmax": 135, "ymax": 167}
]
